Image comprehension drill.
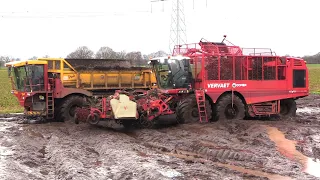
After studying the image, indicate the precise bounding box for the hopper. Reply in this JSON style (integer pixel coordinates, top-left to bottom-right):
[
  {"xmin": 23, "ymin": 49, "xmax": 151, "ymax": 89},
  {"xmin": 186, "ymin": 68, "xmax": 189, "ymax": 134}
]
[{"xmin": 65, "ymin": 59, "xmax": 151, "ymax": 71}]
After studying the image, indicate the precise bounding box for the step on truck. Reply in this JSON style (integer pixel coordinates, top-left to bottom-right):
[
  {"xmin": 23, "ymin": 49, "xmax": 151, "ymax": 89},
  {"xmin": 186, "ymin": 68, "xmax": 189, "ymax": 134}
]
[
  {"xmin": 5, "ymin": 58, "xmax": 157, "ymax": 122},
  {"xmin": 74, "ymin": 36, "xmax": 309, "ymax": 127}
]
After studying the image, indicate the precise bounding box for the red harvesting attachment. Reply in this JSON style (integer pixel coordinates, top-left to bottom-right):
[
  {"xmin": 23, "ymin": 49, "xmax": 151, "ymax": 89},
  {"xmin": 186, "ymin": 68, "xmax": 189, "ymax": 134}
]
[{"xmin": 172, "ymin": 38, "xmax": 243, "ymax": 57}]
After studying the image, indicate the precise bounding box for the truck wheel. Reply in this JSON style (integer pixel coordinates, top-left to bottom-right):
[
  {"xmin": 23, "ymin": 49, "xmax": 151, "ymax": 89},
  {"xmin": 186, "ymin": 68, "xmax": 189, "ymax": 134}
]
[
  {"xmin": 176, "ymin": 94, "xmax": 212, "ymax": 123},
  {"xmin": 56, "ymin": 95, "xmax": 87, "ymax": 122},
  {"xmin": 216, "ymin": 94, "xmax": 245, "ymax": 120},
  {"xmin": 280, "ymin": 99, "xmax": 296, "ymax": 118}
]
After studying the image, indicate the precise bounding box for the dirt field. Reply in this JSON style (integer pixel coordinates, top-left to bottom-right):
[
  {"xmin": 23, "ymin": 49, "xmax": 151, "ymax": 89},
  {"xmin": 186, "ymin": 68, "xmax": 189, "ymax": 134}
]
[{"xmin": 0, "ymin": 95, "xmax": 320, "ymax": 180}]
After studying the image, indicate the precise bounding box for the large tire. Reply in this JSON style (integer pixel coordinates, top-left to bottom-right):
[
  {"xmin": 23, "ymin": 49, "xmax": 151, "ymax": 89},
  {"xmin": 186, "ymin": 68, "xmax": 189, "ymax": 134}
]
[
  {"xmin": 216, "ymin": 94, "xmax": 245, "ymax": 120},
  {"xmin": 279, "ymin": 99, "xmax": 296, "ymax": 118},
  {"xmin": 55, "ymin": 95, "xmax": 87, "ymax": 122},
  {"xmin": 176, "ymin": 94, "xmax": 212, "ymax": 123}
]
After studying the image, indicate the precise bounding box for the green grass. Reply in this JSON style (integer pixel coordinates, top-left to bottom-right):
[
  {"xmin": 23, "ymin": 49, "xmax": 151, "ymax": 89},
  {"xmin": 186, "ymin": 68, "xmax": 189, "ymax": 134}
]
[
  {"xmin": 307, "ymin": 64, "xmax": 320, "ymax": 94},
  {"xmin": 0, "ymin": 69, "xmax": 24, "ymax": 113}
]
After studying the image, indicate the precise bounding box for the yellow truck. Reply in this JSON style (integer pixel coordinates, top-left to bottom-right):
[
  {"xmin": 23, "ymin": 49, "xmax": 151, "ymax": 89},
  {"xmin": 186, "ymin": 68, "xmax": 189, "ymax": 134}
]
[{"xmin": 5, "ymin": 58, "xmax": 157, "ymax": 122}]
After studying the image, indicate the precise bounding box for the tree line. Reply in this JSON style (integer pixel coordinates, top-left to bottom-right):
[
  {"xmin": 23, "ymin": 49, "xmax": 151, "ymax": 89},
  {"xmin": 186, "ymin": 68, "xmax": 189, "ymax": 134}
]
[
  {"xmin": 65, "ymin": 46, "xmax": 169, "ymax": 66},
  {"xmin": 0, "ymin": 46, "xmax": 169, "ymax": 67},
  {"xmin": 302, "ymin": 52, "xmax": 320, "ymax": 64},
  {"xmin": 1, "ymin": 46, "xmax": 320, "ymax": 67}
]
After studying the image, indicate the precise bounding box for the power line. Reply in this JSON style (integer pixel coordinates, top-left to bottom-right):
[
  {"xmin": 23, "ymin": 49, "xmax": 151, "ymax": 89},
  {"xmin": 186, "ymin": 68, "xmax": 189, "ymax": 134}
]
[
  {"xmin": 0, "ymin": 11, "xmax": 151, "ymax": 18},
  {"xmin": 150, "ymin": 0, "xmax": 167, "ymax": 12}
]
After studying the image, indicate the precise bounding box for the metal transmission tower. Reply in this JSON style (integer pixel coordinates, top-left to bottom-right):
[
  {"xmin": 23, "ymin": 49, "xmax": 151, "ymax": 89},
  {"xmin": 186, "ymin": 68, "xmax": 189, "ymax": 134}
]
[
  {"xmin": 151, "ymin": 0, "xmax": 208, "ymax": 53},
  {"xmin": 169, "ymin": 0, "xmax": 187, "ymax": 53}
]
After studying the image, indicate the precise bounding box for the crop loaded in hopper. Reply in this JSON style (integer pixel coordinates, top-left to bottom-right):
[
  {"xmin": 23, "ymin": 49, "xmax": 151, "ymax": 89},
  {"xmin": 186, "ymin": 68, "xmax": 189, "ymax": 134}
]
[
  {"xmin": 65, "ymin": 59, "xmax": 144, "ymax": 71},
  {"xmin": 75, "ymin": 36, "xmax": 309, "ymax": 128}
]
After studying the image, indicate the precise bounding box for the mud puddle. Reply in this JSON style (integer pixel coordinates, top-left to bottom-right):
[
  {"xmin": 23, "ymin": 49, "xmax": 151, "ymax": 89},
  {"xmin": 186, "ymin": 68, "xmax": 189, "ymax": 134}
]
[
  {"xmin": 297, "ymin": 107, "xmax": 320, "ymax": 114},
  {"xmin": 265, "ymin": 125, "xmax": 320, "ymax": 178}
]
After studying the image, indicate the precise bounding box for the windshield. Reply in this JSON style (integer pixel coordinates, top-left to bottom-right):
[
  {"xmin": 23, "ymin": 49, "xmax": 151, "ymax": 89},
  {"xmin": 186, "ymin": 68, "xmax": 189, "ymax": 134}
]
[
  {"xmin": 154, "ymin": 63, "xmax": 172, "ymax": 89},
  {"xmin": 11, "ymin": 65, "xmax": 44, "ymax": 92},
  {"xmin": 152, "ymin": 58, "xmax": 192, "ymax": 89}
]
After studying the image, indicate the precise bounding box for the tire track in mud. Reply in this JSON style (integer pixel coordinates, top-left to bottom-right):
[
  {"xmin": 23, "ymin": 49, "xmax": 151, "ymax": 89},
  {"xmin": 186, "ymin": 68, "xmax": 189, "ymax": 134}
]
[
  {"xmin": 123, "ymin": 122, "xmax": 304, "ymax": 179},
  {"xmin": 33, "ymin": 123, "xmax": 186, "ymax": 180},
  {"xmin": 0, "ymin": 94, "xmax": 318, "ymax": 180}
]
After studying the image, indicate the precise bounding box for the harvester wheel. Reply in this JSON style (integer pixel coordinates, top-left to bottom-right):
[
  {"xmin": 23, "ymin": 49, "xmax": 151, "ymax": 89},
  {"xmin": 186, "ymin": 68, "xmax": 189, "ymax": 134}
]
[
  {"xmin": 176, "ymin": 94, "xmax": 212, "ymax": 123},
  {"xmin": 279, "ymin": 99, "xmax": 297, "ymax": 118},
  {"xmin": 216, "ymin": 94, "xmax": 245, "ymax": 120},
  {"xmin": 87, "ymin": 113, "xmax": 100, "ymax": 125},
  {"xmin": 56, "ymin": 95, "xmax": 87, "ymax": 122}
]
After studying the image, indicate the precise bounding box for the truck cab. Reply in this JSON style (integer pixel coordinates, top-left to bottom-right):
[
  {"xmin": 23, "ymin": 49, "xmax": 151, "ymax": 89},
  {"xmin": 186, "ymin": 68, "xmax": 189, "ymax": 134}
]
[
  {"xmin": 6, "ymin": 60, "xmax": 47, "ymax": 93},
  {"xmin": 6, "ymin": 60, "xmax": 49, "ymax": 117},
  {"xmin": 149, "ymin": 56, "xmax": 193, "ymax": 90}
]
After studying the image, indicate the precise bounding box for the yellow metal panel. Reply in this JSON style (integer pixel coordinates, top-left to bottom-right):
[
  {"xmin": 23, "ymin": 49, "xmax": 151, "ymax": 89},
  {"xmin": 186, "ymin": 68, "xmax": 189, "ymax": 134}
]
[
  {"xmin": 5, "ymin": 57, "xmax": 158, "ymax": 90},
  {"xmin": 5, "ymin": 60, "xmax": 47, "ymax": 67}
]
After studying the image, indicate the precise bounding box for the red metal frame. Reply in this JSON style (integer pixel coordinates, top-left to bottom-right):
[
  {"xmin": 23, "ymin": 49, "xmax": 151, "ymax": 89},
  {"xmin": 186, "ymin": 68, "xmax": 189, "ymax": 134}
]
[
  {"xmin": 172, "ymin": 39, "xmax": 309, "ymax": 115},
  {"xmin": 75, "ymin": 89, "xmax": 177, "ymax": 123}
]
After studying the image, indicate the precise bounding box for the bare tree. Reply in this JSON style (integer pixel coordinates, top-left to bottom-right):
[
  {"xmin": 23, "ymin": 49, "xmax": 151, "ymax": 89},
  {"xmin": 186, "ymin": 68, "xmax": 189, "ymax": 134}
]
[
  {"xmin": 0, "ymin": 56, "xmax": 12, "ymax": 63},
  {"xmin": 95, "ymin": 47, "xmax": 117, "ymax": 59},
  {"xmin": 147, "ymin": 50, "xmax": 169, "ymax": 59},
  {"xmin": 125, "ymin": 51, "xmax": 143, "ymax": 60},
  {"xmin": 28, "ymin": 56, "xmax": 38, "ymax": 60},
  {"xmin": 303, "ymin": 52, "xmax": 320, "ymax": 64},
  {"xmin": 125, "ymin": 51, "xmax": 148, "ymax": 66},
  {"xmin": 67, "ymin": 46, "xmax": 94, "ymax": 59},
  {"xmin": 0, "ymin": 56, "xmax": 16, "ymax": 67},
  {"xmin": 114, "ymin": 50, "xmax": 127, "ymax": 59}
]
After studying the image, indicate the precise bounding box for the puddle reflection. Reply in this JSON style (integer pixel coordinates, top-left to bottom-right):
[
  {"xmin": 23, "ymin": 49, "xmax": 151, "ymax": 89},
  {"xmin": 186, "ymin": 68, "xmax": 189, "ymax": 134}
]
[{"xmin": 265, "ymin": 126, "xmax": 320, "ymax": 178}]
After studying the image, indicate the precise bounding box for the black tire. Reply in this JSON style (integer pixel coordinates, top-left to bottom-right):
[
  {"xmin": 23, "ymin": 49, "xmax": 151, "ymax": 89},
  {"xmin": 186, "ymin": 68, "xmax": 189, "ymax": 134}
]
[
  {"xmin": 55, "ymin": 95, "xmax": 87, "ymax": 122},
  {"xmin": 279, "ymin": 99, "xmax": 297, "ymax": 118},
  {"xmin": 87, "ymin": 113, "xmax": 100, "ymax": 125},
  {"xmin": 216, "ymin": 94, "xmax": 245, "ymax": 120},
  {"xmin": 176, "ymin": 94, "xmax": 212, "ymax": 123}
]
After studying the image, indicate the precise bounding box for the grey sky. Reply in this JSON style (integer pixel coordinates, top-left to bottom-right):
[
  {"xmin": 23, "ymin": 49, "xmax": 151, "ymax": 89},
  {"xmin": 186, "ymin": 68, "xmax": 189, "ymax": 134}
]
[{"xmin": 0, "ymin": 0, "xmax": 319, "ymax": 60}]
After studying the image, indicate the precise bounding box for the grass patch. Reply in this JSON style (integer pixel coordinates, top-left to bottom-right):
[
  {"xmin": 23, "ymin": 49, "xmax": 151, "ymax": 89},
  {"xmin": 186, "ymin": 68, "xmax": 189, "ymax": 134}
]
[
  {"xmin": 307, "ymin": 64, "xmax": 320, "ymax": 94},
  {"xmin": 0, "ymin": 69, "xmax": 23, "ymax": 114},
  {"xmin": 307, "ymin": 64, "xmax": 320, "ymax": 68}
]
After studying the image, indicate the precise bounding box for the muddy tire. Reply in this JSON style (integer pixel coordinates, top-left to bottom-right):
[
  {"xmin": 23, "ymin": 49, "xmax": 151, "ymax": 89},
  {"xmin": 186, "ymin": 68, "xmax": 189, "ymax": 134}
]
[
  {"xmin": 55, "ymin": 95, "xmax": 87, "ymax": 122},
  {"xmin": 176, "ymin": 94, "xmax": 212, "ymax": 123},
  {"xmin": 216, "ymin": 94, "xmax": 245, "ymax": 120},
  {"xmin": 279, "ymin": 99, "xmax": 296, "ymax": 118}
]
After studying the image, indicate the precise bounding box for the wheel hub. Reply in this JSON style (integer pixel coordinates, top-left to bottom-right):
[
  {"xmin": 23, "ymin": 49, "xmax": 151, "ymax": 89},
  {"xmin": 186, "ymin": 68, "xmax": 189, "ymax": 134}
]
[
  {"xmin": 227, "ymin": 108, "xmax": 236, "ymax": 115},
  {"xmin": 225, "ymin": 104, "xmax": 238, "ymax": 119}
]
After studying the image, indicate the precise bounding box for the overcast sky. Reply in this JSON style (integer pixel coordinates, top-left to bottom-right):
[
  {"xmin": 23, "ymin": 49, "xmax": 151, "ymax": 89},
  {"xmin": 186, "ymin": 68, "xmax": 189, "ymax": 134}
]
[{"xmin": 0, "ymin": 0, "xmax": 319, "ymax": 60}]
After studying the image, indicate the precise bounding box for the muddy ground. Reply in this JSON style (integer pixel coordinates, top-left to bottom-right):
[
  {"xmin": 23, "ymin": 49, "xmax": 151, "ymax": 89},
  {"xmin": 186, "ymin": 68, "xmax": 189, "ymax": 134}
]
[{"xmin": 0, "ymin": 95, "xmax": 320, "ymax": 180}]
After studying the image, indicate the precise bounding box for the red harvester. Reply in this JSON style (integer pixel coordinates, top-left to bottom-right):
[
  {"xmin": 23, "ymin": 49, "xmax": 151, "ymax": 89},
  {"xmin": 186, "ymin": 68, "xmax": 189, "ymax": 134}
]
[{"xmin": 75, "ymin": 36, "xmax": 309, "ymax": 127}]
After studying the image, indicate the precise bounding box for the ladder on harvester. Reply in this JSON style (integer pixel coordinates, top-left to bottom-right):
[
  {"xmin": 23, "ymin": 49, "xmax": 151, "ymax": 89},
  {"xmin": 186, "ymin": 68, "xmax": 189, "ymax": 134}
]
[
  {"xmin": 46, "ymin": 92, "xmax": 54, "ymax": 119},
  {"xmin": 195, "ymin": 89, "xmax": 208, "ymax": 122}
]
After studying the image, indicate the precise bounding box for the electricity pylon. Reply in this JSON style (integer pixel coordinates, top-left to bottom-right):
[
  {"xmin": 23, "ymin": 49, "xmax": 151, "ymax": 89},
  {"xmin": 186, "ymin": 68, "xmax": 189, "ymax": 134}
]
[{"xmin": 169, "ymin": 0, "xmax": 187, "ymax": 53}]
